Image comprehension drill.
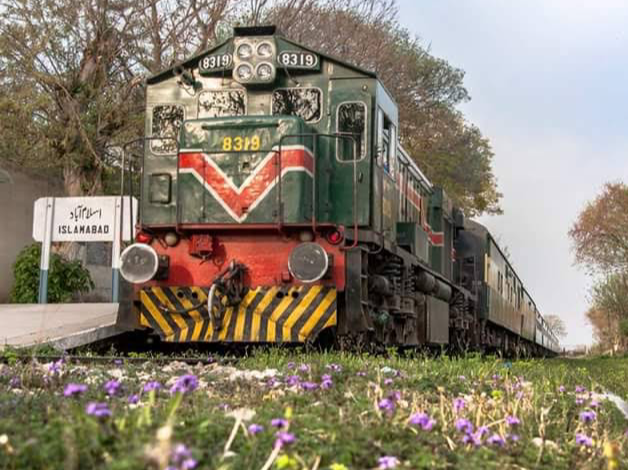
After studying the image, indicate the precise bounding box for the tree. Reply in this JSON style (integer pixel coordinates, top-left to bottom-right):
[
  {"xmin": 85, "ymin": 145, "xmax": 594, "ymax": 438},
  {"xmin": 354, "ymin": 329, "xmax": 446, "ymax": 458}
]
[
  {"xmin": 544, "ymin": 314, "xmax": 567, "ymax": 339},
  {"xmin": 262, "ymin": 0, "xmax": 502, "ymax": 216},
  {"xmin": 0, "ymin": 0, "xmax": 502, "ymax": 217},
  {"xmin": 569, "ymin": 182, "xmax": 628, "ymax": 274}
]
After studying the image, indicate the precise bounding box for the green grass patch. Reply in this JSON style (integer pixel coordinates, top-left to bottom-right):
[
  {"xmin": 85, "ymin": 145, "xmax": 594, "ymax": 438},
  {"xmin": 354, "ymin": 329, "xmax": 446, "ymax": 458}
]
[{"xmin": 0, "ymin": 353, "xmax": 626, "ymax": 469}]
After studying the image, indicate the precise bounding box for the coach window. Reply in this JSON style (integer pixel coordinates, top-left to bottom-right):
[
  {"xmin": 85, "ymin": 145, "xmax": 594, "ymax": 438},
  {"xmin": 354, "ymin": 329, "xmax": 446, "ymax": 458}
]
[
  {"xmin": 198, "ymin": 90, "xmax": 246, "ymax": 118},
  {"xmin": 377, "ymin": 108, "xmax": 396, "ymax": 175},
  {"xmin": 272, "ymin": 87, "xmax": 322, "ymax": 123},
  {"xmin": 337, "ymin": 101, "xmax": 366, "ymax": 161},
  {"xmin": 150, "ymin": 104, "xmax": 184, "ymax": 154}
]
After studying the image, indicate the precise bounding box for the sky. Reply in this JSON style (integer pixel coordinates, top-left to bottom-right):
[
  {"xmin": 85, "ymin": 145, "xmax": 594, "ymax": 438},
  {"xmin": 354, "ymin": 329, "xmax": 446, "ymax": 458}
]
[{"xmin": 397, "ymin": 0, "xmax": 628, "ymax": 346}]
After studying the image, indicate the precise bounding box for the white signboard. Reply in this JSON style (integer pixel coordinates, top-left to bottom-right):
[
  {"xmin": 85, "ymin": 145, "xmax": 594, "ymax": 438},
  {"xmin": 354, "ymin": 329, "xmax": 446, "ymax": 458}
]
[{"xmin": 33, "ymin": 196, "xmax": 137, "ymax": 243}]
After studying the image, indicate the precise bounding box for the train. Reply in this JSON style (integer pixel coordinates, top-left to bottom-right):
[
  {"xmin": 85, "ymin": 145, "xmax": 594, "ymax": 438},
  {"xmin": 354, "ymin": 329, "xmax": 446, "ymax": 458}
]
[{"xmin": 118, "ymin": 25, "xmax": 560, "ymax": 356}]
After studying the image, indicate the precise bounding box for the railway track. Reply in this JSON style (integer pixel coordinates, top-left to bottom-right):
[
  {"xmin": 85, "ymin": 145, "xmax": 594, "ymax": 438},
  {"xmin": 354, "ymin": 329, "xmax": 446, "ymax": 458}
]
[{"xmin": 0, "ymin": 353, "xmax": 239, "ymax": 366}]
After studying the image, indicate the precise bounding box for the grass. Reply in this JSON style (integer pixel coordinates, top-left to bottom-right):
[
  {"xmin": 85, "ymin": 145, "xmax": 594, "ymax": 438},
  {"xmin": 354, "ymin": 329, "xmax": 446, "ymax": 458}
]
[{"xmin": 0, "ymin": 351, "xmax": 627, "ymax": 470}]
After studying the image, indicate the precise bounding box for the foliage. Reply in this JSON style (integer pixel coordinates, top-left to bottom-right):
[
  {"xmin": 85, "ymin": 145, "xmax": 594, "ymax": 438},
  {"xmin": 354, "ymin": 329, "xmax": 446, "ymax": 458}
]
[
  {"xmin": 569, "ymin": 182, "xmax": 628, "ymax": 274},
  {"xmin": 263, "ymin": 0, "xmax": 502, "ymax": 216},
  {"xmin": 545, "ymin": 314, "xmax": 568, "ymax": 339},
  {"xmin": 570, "ymin": 182, "xmax": 628, "ymax": 351},
  {"xmin": 1, "ymin": 352, "xmax": 627, "ymax": 469},
  {"xmin": 9, "ymin": 243, "xmax": 94, "ymax": 303},
  {"xmin": 0, "ymin": 0, "xmax": 501, "ymax": 216}
]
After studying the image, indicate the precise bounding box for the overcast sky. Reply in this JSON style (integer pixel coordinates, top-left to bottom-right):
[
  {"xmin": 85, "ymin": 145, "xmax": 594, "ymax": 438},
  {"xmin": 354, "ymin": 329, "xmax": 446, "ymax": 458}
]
[{"xmin": 397, "ymin": 0, "xmax": 628, "ymax": 346}]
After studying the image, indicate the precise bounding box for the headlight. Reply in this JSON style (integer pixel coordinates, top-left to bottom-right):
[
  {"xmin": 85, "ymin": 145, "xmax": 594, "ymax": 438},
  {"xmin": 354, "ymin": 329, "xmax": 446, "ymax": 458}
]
[
  {"xmin": 256, "ymin": 42, "xmax": 273, "ymax": 58},
  {"xmin": 256, "ymin": 62, "xmax": 274, "ymax": 81},
  {"xmin": 236, "ymin": 43, "xmax": 253, "ymax": 59},
  {"xmin": 235, "ymin": 63, "xmax": 253, "ymax": 81},
  {"xmin": 288, "ymin": 242, "xmax": 329, "ymax": 283},
  {"xmin": 119, "ymin": 243, "xmax": 158, "ymax": 284}
]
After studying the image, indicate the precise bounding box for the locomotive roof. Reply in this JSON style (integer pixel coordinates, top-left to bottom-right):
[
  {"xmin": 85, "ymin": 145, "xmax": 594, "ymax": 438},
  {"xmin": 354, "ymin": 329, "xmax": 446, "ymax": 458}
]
[{"xmin": 146, "ymin": 26, "xmax": 377, "ymax": 85}]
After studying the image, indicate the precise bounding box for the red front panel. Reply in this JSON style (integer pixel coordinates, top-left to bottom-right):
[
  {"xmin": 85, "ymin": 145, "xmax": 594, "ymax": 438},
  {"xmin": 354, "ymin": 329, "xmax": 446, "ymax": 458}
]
[{"xmin": 143, "ymin": 231, "xmax": 346, "ymax": 291}]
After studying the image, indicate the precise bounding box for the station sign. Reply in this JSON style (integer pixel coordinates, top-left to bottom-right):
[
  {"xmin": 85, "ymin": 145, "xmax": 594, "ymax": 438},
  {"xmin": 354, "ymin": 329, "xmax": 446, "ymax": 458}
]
[{"xmin": 33, "ymin": 196, "xmax": 137, "ymax": 242}]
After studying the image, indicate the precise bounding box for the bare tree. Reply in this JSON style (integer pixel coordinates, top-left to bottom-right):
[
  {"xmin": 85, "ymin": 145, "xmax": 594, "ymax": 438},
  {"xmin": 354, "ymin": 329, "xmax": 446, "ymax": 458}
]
[{"xmin": 544, "ymin": 314, "xmax": 567, "ymax": 339}]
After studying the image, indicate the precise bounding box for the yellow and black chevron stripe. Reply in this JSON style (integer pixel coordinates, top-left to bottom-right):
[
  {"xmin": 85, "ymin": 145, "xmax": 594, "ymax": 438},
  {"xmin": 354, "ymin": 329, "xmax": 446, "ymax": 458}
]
[{"xmin": 137, "ymin": 285, "xmax": 336, "ymax": 343}]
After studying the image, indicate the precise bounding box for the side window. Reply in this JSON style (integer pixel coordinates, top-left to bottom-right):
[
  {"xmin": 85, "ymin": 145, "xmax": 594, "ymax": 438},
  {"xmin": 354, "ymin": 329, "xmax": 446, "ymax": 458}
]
[
  {"xmin": 198, "ymin": 90, "xmax": 246, "ymax": 118},
  {"xmin": 377, "ymin": 108, "xmax": 396, "ymax": 175},
  {"xmin": 150, "ymin": 105, "xmax": 184, "ymax": 154},
  {"xmin": 272, "ymin": 87, "xmax": 322, "ymax": 123},
  {"xmin": 337, "ymin": 101, "xmax": 366, "ymax": 161}
]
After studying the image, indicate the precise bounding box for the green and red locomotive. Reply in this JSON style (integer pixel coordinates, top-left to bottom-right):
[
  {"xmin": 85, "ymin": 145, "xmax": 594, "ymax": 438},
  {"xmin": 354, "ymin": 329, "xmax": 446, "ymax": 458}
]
[{"xmin": 119, "ymin": 25, "xmax": 559, "ymax": 355}]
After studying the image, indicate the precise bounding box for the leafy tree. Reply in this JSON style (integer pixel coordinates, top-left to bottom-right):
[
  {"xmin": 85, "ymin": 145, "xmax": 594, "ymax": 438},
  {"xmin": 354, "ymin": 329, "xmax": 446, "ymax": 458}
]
[
  {"xmin": 0, "ymin": 0, "xmax": 501, "ymax": 216},
  {"xmin": 263, "ymin": 0, "xmax": 502, "ymax": 215},
  {"xmin": 569, "ymin": 182, "xmax": 628, "ymax": 274},
  {"xmin": 544, "ymin": 314, "xmax": 567, "ymax": 339}
]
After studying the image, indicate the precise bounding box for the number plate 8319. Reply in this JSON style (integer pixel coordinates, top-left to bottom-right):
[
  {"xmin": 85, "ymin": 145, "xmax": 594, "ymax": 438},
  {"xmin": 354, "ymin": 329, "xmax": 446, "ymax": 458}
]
[{"xmin": 222, "ymin": 136, "xmax": 261, "ymax": 151}]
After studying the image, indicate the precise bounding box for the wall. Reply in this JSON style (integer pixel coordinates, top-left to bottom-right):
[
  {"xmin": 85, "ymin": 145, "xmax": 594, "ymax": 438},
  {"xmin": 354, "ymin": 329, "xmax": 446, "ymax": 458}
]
[{"xmin": 0, "ymin": 164, "xmax": 65, "ymax": 302}]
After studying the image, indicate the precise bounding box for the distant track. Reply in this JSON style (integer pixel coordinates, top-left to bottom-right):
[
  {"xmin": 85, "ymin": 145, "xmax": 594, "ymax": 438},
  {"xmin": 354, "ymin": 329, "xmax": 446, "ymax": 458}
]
[{"xmin": 0, "ymin": 354, "xmax": 239, "ymax": 366}]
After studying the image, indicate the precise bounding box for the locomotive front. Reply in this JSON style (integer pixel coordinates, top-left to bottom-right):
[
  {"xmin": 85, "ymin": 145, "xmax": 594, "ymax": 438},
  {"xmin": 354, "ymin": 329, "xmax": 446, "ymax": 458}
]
[{"xmin": 119, "ymin": 26, "xmax": 367, "ymax": 344}]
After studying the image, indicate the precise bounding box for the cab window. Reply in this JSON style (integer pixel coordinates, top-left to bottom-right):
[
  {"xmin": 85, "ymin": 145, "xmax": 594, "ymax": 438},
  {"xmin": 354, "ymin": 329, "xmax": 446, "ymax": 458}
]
[
  {"xmin": 272, "ymin": 87, "xmax": 322, "ymax": 122},
  {"xmin": 198, "ymin": 90, "xmax": 246, "ymax": 118},
  {"xmin": 150, "ymin": 104, "xmax": 184, "ymax": 154},
  {"xmin": 377, "ymin": 108, "xmax": 396, "ymax": 175},
  {"xmin": 336, "ymin": 101, "xmax": 366, "ymax": 161}
]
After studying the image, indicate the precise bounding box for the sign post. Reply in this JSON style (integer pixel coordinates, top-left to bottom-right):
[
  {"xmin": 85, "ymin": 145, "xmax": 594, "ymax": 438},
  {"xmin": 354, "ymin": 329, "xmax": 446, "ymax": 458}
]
[
  {"xmin": 38, "ymin": 197, "xmax": 55, "ymax": 303},
  {"xmin": 33, "ymin": 196, "xmax": 137, "ymax": 303}
]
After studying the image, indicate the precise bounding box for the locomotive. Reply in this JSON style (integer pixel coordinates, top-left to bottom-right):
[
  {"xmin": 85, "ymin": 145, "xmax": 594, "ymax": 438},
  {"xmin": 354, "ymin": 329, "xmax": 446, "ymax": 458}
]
[{"xmin": 118, "ymin": 25, "xmax": 560, "ymax": 355}]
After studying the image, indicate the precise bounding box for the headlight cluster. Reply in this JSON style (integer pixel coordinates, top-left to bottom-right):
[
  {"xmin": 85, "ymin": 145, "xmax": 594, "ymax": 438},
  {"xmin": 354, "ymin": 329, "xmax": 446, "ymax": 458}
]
[{"xmin": 233, "ymin": 39, "xmax": 276, "ymax": 84}]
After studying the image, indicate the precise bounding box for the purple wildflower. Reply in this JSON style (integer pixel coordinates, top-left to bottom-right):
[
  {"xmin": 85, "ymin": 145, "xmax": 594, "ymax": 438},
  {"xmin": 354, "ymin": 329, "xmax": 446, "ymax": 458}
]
[
  {"xmin": 298, "ymin": 364, "xmax": 310, "ymax": 373},
  {"xmin": 170, "ymin": 374, "xmax": 198, "ymax": 395},
  {"xmin": 266, "ymin": 378, "xmax": 280, "ymax": 388},
  {"xmin": 356, "ymin": 371, "xmax": 367, "ymax": 377},
  {"xmin": 384, "ymin": 378, "xmax": 394, "ymax": 386},
  {"xmin": 377, "ymin": 456, "xmax": 400, "ymax": 469},
  {"xmin": 408, "ymin": 412, "xmax": 435, "ymax": 431},
  {"xmin": 508, "ymin": 434, "xmax": 520, "ymax": 442},
  {"xmin": 589, "ymin": 400, "xmax": 599, "ymax": 408},
  {"xmin": 492, "ymin": 374, "xmax": 500, "ymax": 381},
  {"xmin": 248, "ymin": 424, "xmax": 264, "ymax": 435},
  {"xmin": 274, "ymin": 431, "xmax": 296, "ymax": 449},
  {"xmin": 486, "ymin": 434, "xmax": 505, "ymax": 446},
  {"xmin": 506, "ymin": 416, "xmax": 520, "ymax": 426},
  {"xmin": 286, "ymin": 362, "xmax": 296, "ymax": 369},
  {"xmin": 579, "ymin": 410, "xmax": 596, "ymax": 423},
  {"xmin": 378, "ymin": 398, "xmax": 395, "ymax": 414},
  {"xmin": 575, "ymin": 398, "xmax": 584, "ymax": 405},
  {"xmin": 85, "ymin": 402, "xmax": 111, "ymax": 417},
  {"xmin": 453, "ymin": 397, "xmax": 466, "ymax": 413},
  {"xmin": 575, "ymin": 385, "xmax": 586, "ymax": 393},
  {"xmin": 455, "ymin": 418, "xmax": 473, "ymax": 434},
  {"xmin": 300, "ymin": 381, "xmax": 319, "ymax": 391},
  {"xmin": 48, "ymin": 359, "xmax": 63, "ymax": 375},
  {"xmin": 321, "ymin": 375, "xmax": 333, "ymax": 389},
  {"xmin": 558, "ymin": 385, "xmax": 566, "ymax": 393},
  {"xmin": 271, "ymin": 418, "xmax": 288, "ymax": 429},
  {"xmin": 461, "ymin": 433, "xmax": 482, "ymax": 446},
  {"xmin": 476, "ymin": 426, "xmax": 489, "ymax": 437},
  {"xmin": 114, "ymin": 359, "xmax": 123, "ymax": 366},
  {"xmin": 104, "ymin": 379, "xmax": 122, "ymax": 396},
  {"xmin": 388, "ymin": 391, "xmax": 401, "ymax": 402},
  {"xmin": 459, "ymin": 375, "xmax": 466, "ymax": 381},
  {"xmin": 285, "ymin": 375, "xmax": 301, "ymax": 386},
  {"xmin": 170, "ymin": 444, "xmax": 197, "ymax": 470},
  {"xmin": 326, "ymin": 363, "xmax": 342, "ymax": 372},
  {"xmin": 9, "ymin": 377, "xmax": 21, "ymax": 389},
  {"xmin": 128, "ymin": 394, "xmax": 139, "ymax": 404},
  {"xmin": 575, "ymin": 433, "xmax": 593, "ymax": 446},
  {"xmin": 143, "ymin": 381, "xmax": 162, "ymax": 393},
  {"xmin": 64, "ymin": 383, "xmax": 87, "ymax": 397}
]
